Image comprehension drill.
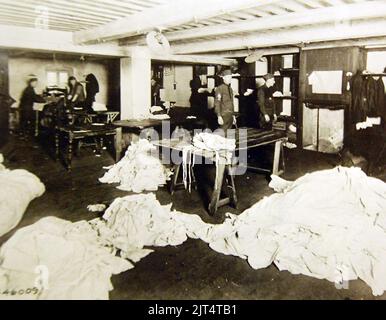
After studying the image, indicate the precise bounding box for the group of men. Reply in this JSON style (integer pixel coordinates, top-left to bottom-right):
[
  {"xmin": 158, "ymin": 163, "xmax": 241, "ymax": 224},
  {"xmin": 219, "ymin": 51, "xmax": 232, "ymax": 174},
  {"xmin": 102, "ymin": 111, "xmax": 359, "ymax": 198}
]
[
  {"xmin": 190, "ymin": 68, "xmax": 277, "ymax": 132},
  {"xmin": 18, "ymin": 74, "xmax": 100, "ymax": 138}
]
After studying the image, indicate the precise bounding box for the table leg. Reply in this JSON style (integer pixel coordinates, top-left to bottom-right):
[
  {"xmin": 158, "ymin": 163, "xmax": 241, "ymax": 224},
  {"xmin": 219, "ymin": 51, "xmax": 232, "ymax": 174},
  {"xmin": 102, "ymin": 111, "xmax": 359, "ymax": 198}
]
[
  {"xmin": 170, "ymin": 164, "xmax": 181, "ymax": 195},
  {"xmin": 208, "ymin": 162, "xmax": 226, "ymax": 215},
  {"xmin": 55, "ymin": 132, "xmax": 59, "ymax": 161},
  {"xmin": 114, "ymin": 127, "xmax": 122, "ymax": 162},
  {"xmin": 35, "ymin": 111, "xmax": 39, "ymax": 137},
  {"xmin": 272, "ymin": 140, "xmax": 282, "ymax": 176},
  {"xmin": 226, "ymin": 165, "xmax": 238, "ymax": 208},
  {"xmin": 67, "ymin": 134, "xmax": 73, "ymax": 172}
]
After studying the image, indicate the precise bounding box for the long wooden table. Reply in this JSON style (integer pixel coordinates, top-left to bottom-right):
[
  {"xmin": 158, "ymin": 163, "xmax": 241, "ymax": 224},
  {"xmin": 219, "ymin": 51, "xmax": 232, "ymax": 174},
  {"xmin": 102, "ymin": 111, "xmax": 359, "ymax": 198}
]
[
  {"xmin": 55, "ymin": 124, "xmax": 122, "ymax": 171},
  {"xmin": 152, "ymin": 128, "xmax": 287, "ymax": 215}
]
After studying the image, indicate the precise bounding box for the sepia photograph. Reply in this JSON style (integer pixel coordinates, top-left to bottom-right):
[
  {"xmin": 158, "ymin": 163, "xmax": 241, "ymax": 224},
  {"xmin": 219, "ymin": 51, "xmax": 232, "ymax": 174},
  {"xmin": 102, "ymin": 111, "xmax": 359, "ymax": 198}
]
[{"xmin": 0, "ymin": 0, "xmax": 385, "ymax": 308}]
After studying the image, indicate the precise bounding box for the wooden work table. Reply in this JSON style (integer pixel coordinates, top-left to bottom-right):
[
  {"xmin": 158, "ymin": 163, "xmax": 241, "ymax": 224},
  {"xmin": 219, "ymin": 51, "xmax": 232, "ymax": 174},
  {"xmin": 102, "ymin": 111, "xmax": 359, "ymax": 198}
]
[
  {"xmin": 152, "ymin": 128, "xmax": 287, "ymax": 215},
  {"xmin": 55, "ymin": 123, "xmax": 122, "ymax": 171}
]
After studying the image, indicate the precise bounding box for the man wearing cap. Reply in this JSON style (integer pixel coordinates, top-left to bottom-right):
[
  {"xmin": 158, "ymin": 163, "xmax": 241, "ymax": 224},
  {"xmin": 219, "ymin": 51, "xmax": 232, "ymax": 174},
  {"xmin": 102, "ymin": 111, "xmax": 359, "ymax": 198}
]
[
  {"xmin": 19, "ymin": 76, "xmax": 46, "ymax": 138},
  {"xmin": 257, "ymin": 73, "xmax": 277, "ymax": 129},
  {"xmin": 214, "ymin": 69, "xmax": 236, "ymax": 131}
]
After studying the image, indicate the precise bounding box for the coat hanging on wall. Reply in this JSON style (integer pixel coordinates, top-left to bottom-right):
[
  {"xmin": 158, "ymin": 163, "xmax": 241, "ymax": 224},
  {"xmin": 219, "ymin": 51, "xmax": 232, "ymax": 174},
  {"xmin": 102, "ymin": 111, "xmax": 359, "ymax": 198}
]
[{"xmin": 84, "ymin": 73, "xmax": 99, "ymax": 110}]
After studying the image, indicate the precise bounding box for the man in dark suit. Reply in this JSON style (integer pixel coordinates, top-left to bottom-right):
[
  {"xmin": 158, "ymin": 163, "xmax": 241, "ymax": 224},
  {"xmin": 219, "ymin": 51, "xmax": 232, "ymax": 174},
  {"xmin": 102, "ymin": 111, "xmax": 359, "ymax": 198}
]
[
  {"xmin": 257, "ymin": 73, "xmax": 277, "ymax": 129},
  {"xmin": 214, "ymin": 69, "xmax": 236, "ymax": 131},
  {"xmin": 19, "ymin": 76, "xmax": 46, "ymax": 137}
]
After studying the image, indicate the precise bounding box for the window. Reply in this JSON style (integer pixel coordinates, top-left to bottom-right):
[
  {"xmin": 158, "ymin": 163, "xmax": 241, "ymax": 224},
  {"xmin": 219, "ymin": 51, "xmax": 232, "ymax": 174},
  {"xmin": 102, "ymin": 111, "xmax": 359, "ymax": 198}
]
[{"xmin": 46, "ymin": 70, "xmax": 69, "ymax": 88}]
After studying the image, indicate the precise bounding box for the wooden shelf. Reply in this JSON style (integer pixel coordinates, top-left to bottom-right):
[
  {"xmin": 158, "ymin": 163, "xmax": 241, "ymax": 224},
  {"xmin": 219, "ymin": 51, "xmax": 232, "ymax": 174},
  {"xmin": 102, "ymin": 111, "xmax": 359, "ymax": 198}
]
[
  {"xmin": 277, "ymin": 115, "xmax": 296, "ymax": 122},
  {"xmin": 361, "ymin": 73, "xmax": 386, "ymax": 77},
  {"xmin": 273, "ymin": 95, "xmax": 297, "ymax": 100}
]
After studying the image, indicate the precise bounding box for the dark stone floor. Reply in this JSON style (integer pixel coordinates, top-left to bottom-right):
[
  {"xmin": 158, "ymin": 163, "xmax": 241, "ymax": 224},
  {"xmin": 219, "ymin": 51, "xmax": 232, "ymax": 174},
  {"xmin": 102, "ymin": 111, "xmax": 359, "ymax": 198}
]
[{"xmin": 1, "ymin": 135, "xmax": 385, "ymax": 300}]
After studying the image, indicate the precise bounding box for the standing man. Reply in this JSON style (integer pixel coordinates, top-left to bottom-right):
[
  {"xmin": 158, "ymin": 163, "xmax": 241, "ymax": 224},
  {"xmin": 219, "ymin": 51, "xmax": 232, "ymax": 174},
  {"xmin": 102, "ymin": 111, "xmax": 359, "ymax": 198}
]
[
  {"xmin": 189, "ymin": 72, "xmax": 216, "ymax": 128},
  {"xmin": 19, "ymin": 76, "xmax": 46, "ymax": 138},
  {"xmin": 214, "ymin": 69, "xmax": 236, "ymax": 131},
  {"xmin": 257, "ymin": 73, "xmax": 277, "ymax": 129}
]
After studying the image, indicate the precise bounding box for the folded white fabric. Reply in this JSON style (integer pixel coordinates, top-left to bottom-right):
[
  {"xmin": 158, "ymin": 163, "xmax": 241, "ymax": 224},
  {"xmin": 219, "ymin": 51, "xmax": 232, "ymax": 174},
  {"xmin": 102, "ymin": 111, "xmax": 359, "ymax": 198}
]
[
  {"xmin": 175, "ymin": 167, "xmax": 386, "ymax": 296},
  {"xmin": 0, "ymin": 217, "xmax": 132, "ymax": 300},
  {"xmin": 99, "ymin": 139, "xmax": 171, "ymax": 193},
  {"xmin": 0, "ymin": 161, "xmax": 45, "ymax": 237}
]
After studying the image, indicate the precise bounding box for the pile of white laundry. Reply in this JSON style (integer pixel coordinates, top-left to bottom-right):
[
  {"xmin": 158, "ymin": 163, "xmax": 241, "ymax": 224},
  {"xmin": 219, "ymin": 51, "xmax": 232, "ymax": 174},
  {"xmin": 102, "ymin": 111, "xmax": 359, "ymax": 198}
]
[
  {"xmin": 0, "ymin": 194, "xmax": 190, "ymax": 299},
  {"xmin": 175, "ymin": 167, "xmax": 386, "ymax": 296},
  {"xmin": 0, "ymin": 217, "xmax": 132, "ymax": 300},
  {"xmin": 2, "ymin": 166, "xmax": 386, "ymax": 297},
  {"xmin": 182, "ymin": 132, "xmax": 236, "ymax": 191},
  {"xmin": 91, "ymin": 193, "xmax": 189, "ymax": 261},
  {"xmin": 99, "ymin": 139, "xmax": 172, "ymax": 193},
  {"xmin": 0, "ymin": 154, "xmax": 45, "ymax": 237},
  {"xmin": 192, "ymin": 132, "xmax": 236, "ymax": 152}
]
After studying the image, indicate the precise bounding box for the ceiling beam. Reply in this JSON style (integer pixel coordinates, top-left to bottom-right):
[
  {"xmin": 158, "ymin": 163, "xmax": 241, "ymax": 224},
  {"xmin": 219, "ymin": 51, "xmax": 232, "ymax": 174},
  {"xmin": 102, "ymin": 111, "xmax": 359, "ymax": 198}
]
[
  {"xmin": 196, "ymin": 47, "xmax": 301, "ymax": 58},
  {"xmin": 150, "ymin": 53, "xmax": 236, "ymax": 66},
  {"xmin": 73, "ymin": 0, "xmax": 284, "ymax": 44},
  {"xmin": 0, "ymin": 25, "xmax": 235, "ymax": 65},
  {"xmin": 301, "ymin": 36, "xmax": 386, "ymax": 50},
  {"xmin": 0, "ymin": 25, "xmax": 127, "ymax": 57},
  {"xmin": 150, "ymin": 0, "xmax": 386, "ymax": 43},
  {"xmin": 171, "ymin": 18, "xmax": 386, "ymax": 54}
]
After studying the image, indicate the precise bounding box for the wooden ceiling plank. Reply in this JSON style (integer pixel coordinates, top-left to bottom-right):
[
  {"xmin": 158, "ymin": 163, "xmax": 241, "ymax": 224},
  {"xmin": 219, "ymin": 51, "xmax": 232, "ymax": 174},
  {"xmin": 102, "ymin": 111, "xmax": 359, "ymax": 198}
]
[
  {"xmin": 259, "ymin": 4, "xmax": 291, "ymax": 14},
  {"xmin": 160, "ymin": 0, "xmax": 386, "ymax": 42},
  {"xmin": 73, "ymin": 0, "xmax": 284, "ymax": 43},
  {"xmin": 78, "ymin": 0, "xmax": 140, "ymax": 15},
  {"xmin": 171, "ymin": 18, "xmax": 386, "ymax": 54},
  {"xmin": 0, "ymin": 19, "xmax": 78, "ymax": 32},
  {"xmin": 278, "ymin": 0, "xmax": 309, "ymax": 11},
  {"xmin": 0, "ymin": 7, "xmax": 102, "ymax": 28},
  {"xmin": 33, "ymin": 0, "xmax": 131, "ymax": 19},
  {"xmin": 11, "ymin": 0, "xmax": 128, "ymax": 21},
  {"xmin": 0, "ymin": 0, "xmax": 117, "ymax": 23},
  {"xmin": 295, "ymin": 0, "xmax": 327, "ymax": 8}
]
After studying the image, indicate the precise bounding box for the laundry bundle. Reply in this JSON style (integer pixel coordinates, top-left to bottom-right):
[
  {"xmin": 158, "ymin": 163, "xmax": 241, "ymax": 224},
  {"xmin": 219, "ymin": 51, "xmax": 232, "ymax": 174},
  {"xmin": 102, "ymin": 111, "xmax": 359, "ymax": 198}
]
[
  {"xmin": 92, "ymin": 193, "xmax": 189, "ymax": 261},
  {"xmin": 181, "ymin": 132, "xmax": 236, "ymax": 190},
  {"xmin": 176, "ymin": 167, "xmax": 386, "ymax": 296},
  {"xmin": 0, "ymin": 194, "xmax": 190, "ymax": 300},
  {"xmin": 192, "ymin": 132, "xmax": 236, "ymax": 152},
  {"xmin": 0, "ymin": 217, "xmax": 132, "ymax": 300},
  {"xmin": 0, "ymin": 155, "xmax": 45, "ymax": 237},
  {"xmin": 99, "ymin": 139, "xmax": 172, "ymax": 193}
]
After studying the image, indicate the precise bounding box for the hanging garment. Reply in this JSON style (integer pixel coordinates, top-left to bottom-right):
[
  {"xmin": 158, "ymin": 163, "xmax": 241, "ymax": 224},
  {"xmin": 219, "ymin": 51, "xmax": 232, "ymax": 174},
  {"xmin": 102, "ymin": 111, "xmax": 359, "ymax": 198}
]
[
  {"xmin": 375, "ymin": 77, "xmax": 385, "ymax": 124},
  {"xmin": 365, "ymin": 76, "xmax": 378, "ymax": 117},
  {"xmin": 351, "ymin": 72, "xmax": 365, "ymax": 124},
  {"xmin": 351, "ymin": 72, "xmax": 364, "ymax": 124},
  {"xmin": 84, "ymin": 73, "xmax": 100, "ymax": 110}
]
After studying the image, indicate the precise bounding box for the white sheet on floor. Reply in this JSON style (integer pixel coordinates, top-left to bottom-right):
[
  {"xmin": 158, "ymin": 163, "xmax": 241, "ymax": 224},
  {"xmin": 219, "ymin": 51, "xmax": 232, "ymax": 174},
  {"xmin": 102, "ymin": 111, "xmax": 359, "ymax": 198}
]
[
  {"xmin": 92, "ymin": 193, "xmax": 189, "ymax": 260},
  {"xmin": 175, "ymin": 167, "xmax": 386, "ymax": 296},
  {"xmin": 0, "ymin": 217, "xmax": 132, "ymax": 300},
  {"xmin": 0, "ymin": 194, "xmax": 190, "ymax": 300},
  {"xmin": 99, "ymin": 139, "xmax": 171, "ymax": 193},
  {"xmin": 0, "ymin": 158, "xmax": 45, "ymax": 237},
  {"xmin": 3, "ymin": 167, "xmax": 386, "ymax": 297}
]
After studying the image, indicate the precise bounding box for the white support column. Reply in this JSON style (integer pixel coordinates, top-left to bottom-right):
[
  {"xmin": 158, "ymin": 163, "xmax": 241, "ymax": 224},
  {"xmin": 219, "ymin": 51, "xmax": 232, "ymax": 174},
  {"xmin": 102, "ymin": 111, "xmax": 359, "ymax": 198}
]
[{"xmin": 120, "ymin": 47, "xmax": 151, "ymax": 120}]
